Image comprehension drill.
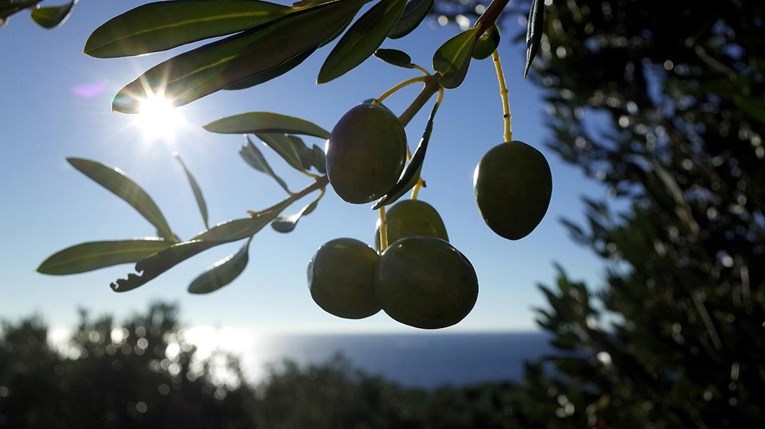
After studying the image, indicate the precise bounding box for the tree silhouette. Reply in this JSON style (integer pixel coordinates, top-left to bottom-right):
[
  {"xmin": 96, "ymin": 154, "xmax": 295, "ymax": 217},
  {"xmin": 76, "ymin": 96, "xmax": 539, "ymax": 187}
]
[
  {"xmin": 0, "ymin": 303, "xmax": 255, "ymax": 428},
  {"xmin": 478, "ymin": 0, "xmax": 765, "ymax": 427}
]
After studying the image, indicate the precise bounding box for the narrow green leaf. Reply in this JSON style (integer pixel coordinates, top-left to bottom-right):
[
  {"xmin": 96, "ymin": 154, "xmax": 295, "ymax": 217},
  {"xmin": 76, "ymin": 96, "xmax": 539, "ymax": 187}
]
[
  {"xmin": 271, "ymin": 191, "xmax": 323, "ymax": 233},
  {"xmin": 373, "ymin": 102, "xmax": 438, "ymax": 209},
  {"xmin": 31, "ymin": 0, "xmax": 74, "ymax": 29},
  {"xmin": 0, "ymin": 0, "xmax": 37, "ymax": 12},
  {"xmin": 240, "ymin": 136, "xmax": 292, "ymax": 194},
  {"xmin": 174, "ymin": 154, "xmax": 209, "ymax": 229},
  {"xmin": 433, "ymin": 28, "xmax": 479, "ymax": 89},
  {"xmin": 255, "ymin": 132, "xmax": 307, "ymax": 173},
  {"xmin": 111, "ymin": 204, "xmax": 289, "ymax": 292},
  {"xmin": 113, "ymin": 0, "xmax": 367, "ymax": 113},
  {"xmin": 374, "ymin": 48, "xmax": 413, "ymax": 68},
  {"xmin": 38, "ymin": 238, "xmax": 171, "ymax": 275},
  {"xmin": 204, "ymin": 112, "xmax": 330, "ymax": 139},
  {"xmin": 524, "ymin": 0, "xmax": 545, "ymax": 77},
  {"xmin": 110, "ymin": 240, "xmax": 220, "ymax": 292},
  {"xmin": 318, "ymin": 0, "xmax": 407, "ymax": 83},
  {"xmin": 85, "ymin": 0, "xmax": 289, "ymax": 58},
  {"xmin": 472, "ymin": 25, "xmax": 501, "ymax": 60},
  {"xmin": 387, "ymin": 0, "xmax": 434, "ymax": 39},
  {"xmin": 1, "ymin": 0, "xmax": 38, "ymax": 19},
  {"xmin": 286, "ymin": 135, "xmax": 324, "ymax": 173},
  {"xmin": 224, "ymin": 48, "xmax": 315, "ymax": 90},
  {"xmin": 67, "ymin": 158, "xmax": 176, "ymax": 242},
  {"xmin": 310, "ymin": 144, "xmax": 327, "ymax": 174},
  {"xmin": 192, "ymin": 200, "xmax": 290, "ymax": 242},
  {"xmin": 187, "ymin": 238, "xmax": 251, "ymax": 294}
]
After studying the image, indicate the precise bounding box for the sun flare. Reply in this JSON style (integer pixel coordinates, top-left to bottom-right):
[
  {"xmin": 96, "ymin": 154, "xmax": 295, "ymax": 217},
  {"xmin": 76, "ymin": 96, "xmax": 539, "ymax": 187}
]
[{"xmin": 133, "ymin": 94, "xmax": 186, "ymax": 141}]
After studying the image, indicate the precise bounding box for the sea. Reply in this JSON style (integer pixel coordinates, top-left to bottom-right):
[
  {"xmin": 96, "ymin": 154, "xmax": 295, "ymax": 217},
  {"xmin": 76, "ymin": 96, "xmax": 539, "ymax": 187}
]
[{"xmin": 187, "ymin": 331, "xmax": 554, "ymax": 389}]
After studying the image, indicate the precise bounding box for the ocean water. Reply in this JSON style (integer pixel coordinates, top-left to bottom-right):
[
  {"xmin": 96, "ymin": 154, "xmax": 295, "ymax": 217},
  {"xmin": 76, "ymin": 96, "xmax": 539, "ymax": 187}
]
[{"xmin": 212, "ymin": 331, "xmax": 552, "ymax": 389}]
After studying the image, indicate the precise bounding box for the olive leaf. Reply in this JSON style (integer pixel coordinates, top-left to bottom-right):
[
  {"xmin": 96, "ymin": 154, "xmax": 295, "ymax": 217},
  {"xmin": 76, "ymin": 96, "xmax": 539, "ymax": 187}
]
[
  {"xmin": 318, "ymin": 0, "xmax": 407, "ymax": 83},
  {"xmin": 373, "ymin": 102, "xmax": 438, "ymax": 209},
  {"xmin": 0, "ymin": 0, "xmax": 37, "ymax": 19},
  {"xmin": 67, "ymin": 158, "xmax": 177, "ymax": 242},
  {"xmin": 240, "ymin": 137, "xmax": 293, "ymax": 194},
  {"xmin": 112, "ymin": 0, "xmax": 368, "ymax": 113},
  {"xmin": 31, "ymin": 0, "xmax": 74, "ymax": 29},
  {"xmin": 192, "ymin": 200, "xmax": 291, "ymax": 242},
  {"xmin": 472, "ymin": 25, "xmax": 501, "ymax": 60},
  {"xmin": 374, "ymin": 48, "xmax": 413, "ymax": 68},
  {"xmin": 387, "ymin": 0, "xmax": 434, "ymax": 39},
  {"xmin": 84, "ymin": 0, "xmax": 290, "ymax": 58},
  {"xmin": 187, "ymin": 238, "xmax": 252, "ymax": 294},
  {"xmin": 111, "ymin": 203, "xmax": 289, "ymax": 292},
  {"xmin": 285, "ymin": 135, "xmax": 326, "ymax": 173},
  {"xmin": 432, "ymin": 28, "xmax": 479, "ymax": 89},
  {"xmin": 37, "ymin": 238, "xmax": 171, "ymax": 275},
  {"xmin": 271, "ymin": 191, "xmax": 323, "ymax": 233},
  {"xmin": 110, "ymin": 240, "xmax": 222, "ymax": 292},
  {"xmin": 310, "ymin": 144, "xmax": 327, "ymax": 174},
  {"xmin": 174, "ymin": 154, "xmax": 209, "ymax": 229},
  {"xmin": 255, "ymin": 132, "xmax": 310, "ymax": 173},
  {"xmin": 524, "ymin": 0, "xmax": 545, "ymax": 77},
  {"xmin": 204, "ymin": 111, "xmax": 330, "ymax": 139},
  {"xmin": 224, "ymin": 48, "xmax": 316, "ymax": 90}
]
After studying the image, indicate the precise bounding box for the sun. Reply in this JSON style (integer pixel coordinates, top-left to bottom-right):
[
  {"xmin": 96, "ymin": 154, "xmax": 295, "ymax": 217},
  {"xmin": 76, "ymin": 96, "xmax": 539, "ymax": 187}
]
[{"xmin": 132, "ymin": 93, "xmax": 186, "ymax": 141}]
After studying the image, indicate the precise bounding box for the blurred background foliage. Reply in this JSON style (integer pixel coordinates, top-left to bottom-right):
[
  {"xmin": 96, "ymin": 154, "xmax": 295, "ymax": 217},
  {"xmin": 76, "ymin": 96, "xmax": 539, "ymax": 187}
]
[
  {"xmin": 0, "ymin": 302, "xmax": 523, "ymax": 428},
  {"xmin": 408, "ymin": 0, "xmax": 765, "ymax": 426}
]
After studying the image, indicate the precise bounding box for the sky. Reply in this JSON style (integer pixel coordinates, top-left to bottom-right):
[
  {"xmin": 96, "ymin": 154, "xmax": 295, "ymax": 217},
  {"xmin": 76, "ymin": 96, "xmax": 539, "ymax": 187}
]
[{"xmin": 0, "ymin": 0, "xmax": 609, "ymax": 333}]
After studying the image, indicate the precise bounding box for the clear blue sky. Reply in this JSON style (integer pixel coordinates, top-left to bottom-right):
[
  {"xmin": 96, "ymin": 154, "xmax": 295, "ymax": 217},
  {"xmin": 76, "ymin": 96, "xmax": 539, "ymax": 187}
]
[{"xmin": 0, "ymin": 1, "xmax": 607, "ymax": 332}]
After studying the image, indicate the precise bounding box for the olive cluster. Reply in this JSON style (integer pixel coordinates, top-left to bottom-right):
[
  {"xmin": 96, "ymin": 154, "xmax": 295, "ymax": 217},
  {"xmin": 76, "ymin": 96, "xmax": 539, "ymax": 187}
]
[
  {"xmin": 307, "ymin": 102, "xmax": 552, "ymax": 329},
  {"xmin": 307, "ymin": 199, "xmax": 478, "ymax": 330}
]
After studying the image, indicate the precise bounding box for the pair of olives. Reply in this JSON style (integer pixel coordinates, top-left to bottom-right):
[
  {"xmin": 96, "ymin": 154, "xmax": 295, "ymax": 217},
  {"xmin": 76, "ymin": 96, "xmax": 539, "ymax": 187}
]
[
  {"xmin": 307, "ymin": 200, "xmax": 479, "ymax": 329},
  {"xmin": 325, "ymin": 103, "xmax": 552, "ymax": 241}
]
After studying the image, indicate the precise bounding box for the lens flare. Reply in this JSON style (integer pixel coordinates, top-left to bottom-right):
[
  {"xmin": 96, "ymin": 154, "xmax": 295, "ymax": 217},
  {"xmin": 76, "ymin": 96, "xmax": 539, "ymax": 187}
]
[{"xmin": 133, "ymin": 94, "xmax": 185, "ymax": 142}]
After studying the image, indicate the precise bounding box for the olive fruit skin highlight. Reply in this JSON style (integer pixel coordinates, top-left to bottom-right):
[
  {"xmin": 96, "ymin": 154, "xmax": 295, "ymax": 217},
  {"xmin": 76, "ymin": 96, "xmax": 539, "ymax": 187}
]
[
  {"xmin": 374, "ymin": 199, "xmax": 449, "ymax": 250},
  {"xmin": 307, "ymin": 238, "xmax": 381, "ymax": 319},
  {"xmin": 376, "ymin": 236, "xmax": 479, "ymax": 329},
  {"xmin": 325, "ymin": 104, "xmax": 407, "ymax": 204}
]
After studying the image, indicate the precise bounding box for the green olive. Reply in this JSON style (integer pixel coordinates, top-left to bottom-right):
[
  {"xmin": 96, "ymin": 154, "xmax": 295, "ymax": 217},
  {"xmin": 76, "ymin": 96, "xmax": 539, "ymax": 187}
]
[
  {"xmin": 473, "ymin": 141, "xmax": 552, "ymax": 240},
  {"xmin": 307, "ymin": 238, "xmax": 381, "ymax": 319},
  {"xmin": 326, "ymin": 104, "xmax": 407, "ymax": 204},
  {"xmin": 374, "ymin": 199, "xmax": 449, "ymax": 250},
  {"xmin": 376, "ymin": 237, "xmax": 478, "ymax": 329}
]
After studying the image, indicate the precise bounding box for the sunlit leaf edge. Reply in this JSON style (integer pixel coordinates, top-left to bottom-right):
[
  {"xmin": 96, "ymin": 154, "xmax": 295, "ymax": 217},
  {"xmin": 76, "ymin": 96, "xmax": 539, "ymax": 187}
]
[
  {"xmin": 67, "ymin": 158, "xmax": 176, "ymax": 242},
  {"xmin": 37, "ymin": 238, "xmax": 171, "ymax": 275},
  {"xmin": 204, "ymin": 111, "xmax": 330, "ymax": 139},
  {"xmin": 187, "ymin": 238, "xmax": 251, "ymax": 294},
  {"xmin": 84, "ymin": 0, "xmax": 290, "ymax": 58}
]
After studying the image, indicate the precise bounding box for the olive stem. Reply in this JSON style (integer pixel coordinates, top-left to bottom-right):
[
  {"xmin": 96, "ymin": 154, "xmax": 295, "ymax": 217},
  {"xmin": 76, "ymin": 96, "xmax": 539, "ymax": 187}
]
[
  {"xmin": 248, "ymin": 175, "xmax": 328, "ymax": 217},
  {"xmin": 411, "ymin": 63, "xmax": 431, "ymax": 76},
  {"xmin": 492, "ymin": 50, "xmax": 512, "ymax": 142},
  {"xmin": 474, "ymin": 0, "xmax": 510, "ymax": 35},
  {"xmin": 375, "ymin": 75, "xmax": 429, "ymax": 105},
  {"xmin": 411, "ymin": 179, "xmax": 424, "ymax": 200},
  {"xmin": 398, "ymin": 73, "xmax": 442, "ymax": 127},
  {"xmin": 378, "ymin": 206, "xmax": 389, "ymax": 251}
]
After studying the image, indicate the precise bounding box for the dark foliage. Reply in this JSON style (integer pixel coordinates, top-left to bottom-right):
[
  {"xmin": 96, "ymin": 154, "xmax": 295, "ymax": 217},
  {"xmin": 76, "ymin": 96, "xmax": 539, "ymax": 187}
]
[
  {"xmin": 0, "ymin": 303, "xmax": 255, "ymax": 428},
  {"xmin": 430, "ymin": 0, "xmax": 765, "ymax": 426},
  {"xmin": 496, "ymin": 1, "xmax": 765, "ymax": 428},
  {"xmin": 0, "ymin": 305, "xmax": 524, "ymax": 428}
]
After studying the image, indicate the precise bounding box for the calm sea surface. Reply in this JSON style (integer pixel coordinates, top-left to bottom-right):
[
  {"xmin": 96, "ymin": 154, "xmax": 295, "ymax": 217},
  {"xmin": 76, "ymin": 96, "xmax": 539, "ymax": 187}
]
[{"xmin": 225, "ymin": 332, "xmax": 552, "ymax": 389}]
